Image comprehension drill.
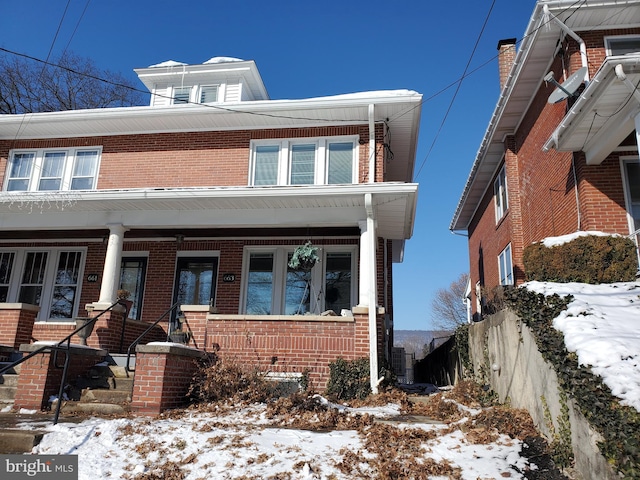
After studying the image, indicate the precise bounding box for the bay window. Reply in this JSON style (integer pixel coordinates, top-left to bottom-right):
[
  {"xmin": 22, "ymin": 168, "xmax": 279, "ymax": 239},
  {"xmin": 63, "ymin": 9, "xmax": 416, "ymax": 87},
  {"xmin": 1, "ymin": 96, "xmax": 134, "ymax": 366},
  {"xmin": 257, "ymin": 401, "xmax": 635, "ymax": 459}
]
[{"xmin": 249, "ymin": 137, "xmax": 357, "ymax": 186}]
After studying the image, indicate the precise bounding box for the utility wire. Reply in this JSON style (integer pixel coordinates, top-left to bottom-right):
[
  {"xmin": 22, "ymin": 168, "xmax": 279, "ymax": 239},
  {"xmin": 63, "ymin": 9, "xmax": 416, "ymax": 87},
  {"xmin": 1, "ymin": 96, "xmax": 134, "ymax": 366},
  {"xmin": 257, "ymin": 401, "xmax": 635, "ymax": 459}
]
[
  {"xmin": 0, "ymin": 46, "xmax": 372, "ymax": 124},
  {"xmin": 415, "ymin": 0, "xmax": 496, "ymax": 179}
]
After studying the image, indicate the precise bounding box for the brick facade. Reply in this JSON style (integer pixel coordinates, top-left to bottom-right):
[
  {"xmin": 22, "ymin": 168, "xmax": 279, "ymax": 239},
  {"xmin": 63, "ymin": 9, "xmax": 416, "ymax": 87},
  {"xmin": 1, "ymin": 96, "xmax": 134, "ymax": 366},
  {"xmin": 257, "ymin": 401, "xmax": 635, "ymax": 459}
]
[{"xmin": 465, "ymin": 29, "xmax": 640, "ymax": 319}]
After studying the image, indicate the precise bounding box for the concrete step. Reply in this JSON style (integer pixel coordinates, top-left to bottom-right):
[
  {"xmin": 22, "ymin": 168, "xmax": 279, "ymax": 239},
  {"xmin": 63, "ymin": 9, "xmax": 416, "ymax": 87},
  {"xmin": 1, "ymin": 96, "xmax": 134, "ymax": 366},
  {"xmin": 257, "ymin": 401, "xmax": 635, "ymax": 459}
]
[
  {"xmin": 107, "ymin": 353, "xmax": 136, "ymax": 370},
  {"xmin": 80, "ymin": 389, "xmax": 131, "ymax": 404},
  {"xmin": 0, "ymin": 362, "xmax": 22, "ymax": 375},
  {"xmin": 60, "ymin": 402, "xmax": 127, "ymax": 416},
  {"xmin": 0, "ymin": 429, "xmax": 45, "ymax": 453},
  {"xmin": 0, "ymin": 374, "xmax": 19, "ymax": 388},
  {"xmin": 0, "ymin": 386, "xmax": 17, "ymax": 402}
]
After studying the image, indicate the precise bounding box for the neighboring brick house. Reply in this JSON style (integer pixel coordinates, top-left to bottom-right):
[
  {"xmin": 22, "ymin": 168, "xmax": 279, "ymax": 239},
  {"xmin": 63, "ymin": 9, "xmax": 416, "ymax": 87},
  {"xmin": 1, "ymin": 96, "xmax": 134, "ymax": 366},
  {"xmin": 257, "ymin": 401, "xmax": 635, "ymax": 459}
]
[
  {"xmin": 0, "ymin": 57, "xmax": 422, "ymax": 391},
  {"xmin": 451, "ymin": 1, "xmax": 640, "ymax": 321}
]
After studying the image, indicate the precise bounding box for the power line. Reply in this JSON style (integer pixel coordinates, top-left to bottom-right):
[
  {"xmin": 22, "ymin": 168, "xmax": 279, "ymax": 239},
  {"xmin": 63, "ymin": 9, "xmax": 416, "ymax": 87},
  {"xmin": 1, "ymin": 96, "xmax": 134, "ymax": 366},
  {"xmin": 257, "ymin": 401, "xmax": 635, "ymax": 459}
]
[
  {"xmin": 410, "ymin": 0, "xmax": 592, "ymax": 179},
  {"xmin": 415, "ymin": 0, "xmax": 497, "ymax": 179},
  {"xmin": 0, "ymin": 46, "xmax": 373, "ymax": 125}
]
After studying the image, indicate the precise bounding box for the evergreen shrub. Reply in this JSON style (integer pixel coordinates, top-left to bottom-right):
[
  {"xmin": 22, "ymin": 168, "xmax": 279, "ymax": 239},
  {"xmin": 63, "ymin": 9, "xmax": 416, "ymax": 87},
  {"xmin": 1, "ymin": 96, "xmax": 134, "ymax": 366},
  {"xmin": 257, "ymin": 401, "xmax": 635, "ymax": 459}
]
[{"xmin": 523, "ymin": 234, "xmax": 637, "ymax": 283}]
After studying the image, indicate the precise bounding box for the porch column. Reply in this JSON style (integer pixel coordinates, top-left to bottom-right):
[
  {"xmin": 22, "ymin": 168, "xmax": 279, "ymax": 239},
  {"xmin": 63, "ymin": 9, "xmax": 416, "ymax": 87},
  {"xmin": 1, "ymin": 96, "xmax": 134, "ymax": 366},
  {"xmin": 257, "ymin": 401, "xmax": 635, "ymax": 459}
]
[
  {"xmin": 98, "ymin": 224, "xmax": 127, "ymax": 304},
  {"xmin": 359, "ymin": 193, "xmax": 379, "ymax": 394}
]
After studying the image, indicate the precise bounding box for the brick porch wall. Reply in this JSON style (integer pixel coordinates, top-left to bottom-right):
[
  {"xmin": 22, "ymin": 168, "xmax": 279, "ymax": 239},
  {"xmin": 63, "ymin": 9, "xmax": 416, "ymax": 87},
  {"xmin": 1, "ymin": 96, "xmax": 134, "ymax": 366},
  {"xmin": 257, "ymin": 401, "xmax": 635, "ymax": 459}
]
[
  {"xmin": 14, "ymin": 344, "xmax": 106, "ymax": 411},
  {"xmin": 0, "ymin": 304, "xmax": 39, "ymax": 350},
  {"xmin": 181, "ymin": 306, "xmax": 382, "ymax": 391},
  {"xmin": 131, "ymin": 344, "xmax": 208, "ymax": 415}
]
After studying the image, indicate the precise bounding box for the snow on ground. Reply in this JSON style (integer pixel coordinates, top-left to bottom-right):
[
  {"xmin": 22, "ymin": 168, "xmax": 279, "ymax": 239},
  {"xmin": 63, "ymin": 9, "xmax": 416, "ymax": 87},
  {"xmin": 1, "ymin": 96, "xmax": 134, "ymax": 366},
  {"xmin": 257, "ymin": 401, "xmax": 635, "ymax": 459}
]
[
  {"xmin": 525, "ymin": 280, "xmax": 640, "ymax": 411},
  {"xmin": 27, "ymin": 400, "xmax": 532, "ymax": 480}
]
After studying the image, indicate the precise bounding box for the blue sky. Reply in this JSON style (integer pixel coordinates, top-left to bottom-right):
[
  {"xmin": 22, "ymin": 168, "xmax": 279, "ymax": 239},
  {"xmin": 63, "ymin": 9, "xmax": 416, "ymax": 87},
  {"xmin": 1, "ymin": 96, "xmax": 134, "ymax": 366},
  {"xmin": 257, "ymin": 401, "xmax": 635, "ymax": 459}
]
[{"xmin": 1, "ymin": 1, "xmax": 536, "ymax": 330}]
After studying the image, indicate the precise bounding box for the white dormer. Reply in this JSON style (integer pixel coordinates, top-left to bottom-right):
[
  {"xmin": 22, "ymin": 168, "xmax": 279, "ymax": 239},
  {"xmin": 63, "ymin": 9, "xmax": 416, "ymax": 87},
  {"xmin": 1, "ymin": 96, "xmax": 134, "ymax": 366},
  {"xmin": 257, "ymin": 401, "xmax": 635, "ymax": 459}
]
[{"xmin": 134, "ymin": 57, "xmax": 269, "ymax": 107}]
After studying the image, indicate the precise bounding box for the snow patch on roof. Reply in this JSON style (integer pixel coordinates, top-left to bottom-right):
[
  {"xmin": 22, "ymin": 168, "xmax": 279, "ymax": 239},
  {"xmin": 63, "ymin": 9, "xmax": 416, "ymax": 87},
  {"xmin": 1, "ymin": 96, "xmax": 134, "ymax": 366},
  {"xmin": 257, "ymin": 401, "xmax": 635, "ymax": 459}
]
[
  {"xmin": 541, "ymin": 231, "xmax": 619, "ymax": 248},
  {"xmin": 203, "ymin": 56, "xmax": 244, "ymax": 64},
  {"xmin": 148, "ymin": 60, "xmax": 187, "ymax": 68}
]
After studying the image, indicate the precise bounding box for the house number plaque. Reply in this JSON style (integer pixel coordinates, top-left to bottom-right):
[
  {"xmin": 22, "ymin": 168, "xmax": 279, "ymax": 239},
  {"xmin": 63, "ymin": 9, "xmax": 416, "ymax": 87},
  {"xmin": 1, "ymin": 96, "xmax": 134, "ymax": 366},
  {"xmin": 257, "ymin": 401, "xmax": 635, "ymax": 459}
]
[
  {"xmin": 87, "ymin": 274, "xmax": 99, "ymax": 283},
  {"xmin": 222, "ymin": 273, "xmax": 235, "ymax": 282}
]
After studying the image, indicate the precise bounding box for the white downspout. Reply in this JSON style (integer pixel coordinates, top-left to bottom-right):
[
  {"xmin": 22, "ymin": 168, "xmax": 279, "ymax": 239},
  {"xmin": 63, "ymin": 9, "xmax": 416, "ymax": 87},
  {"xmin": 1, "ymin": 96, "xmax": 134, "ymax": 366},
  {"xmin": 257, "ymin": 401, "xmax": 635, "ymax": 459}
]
[
  {"xmin": 365, "ymin": 193, "xmax": 379, "ymax": 393},
  {"xmin": 368, "ymin": 104, "xmax": 375, "ymax": 183},
  {"xmin": 543, "ymin": 4, "xmax": 589, "ymax": 83}
]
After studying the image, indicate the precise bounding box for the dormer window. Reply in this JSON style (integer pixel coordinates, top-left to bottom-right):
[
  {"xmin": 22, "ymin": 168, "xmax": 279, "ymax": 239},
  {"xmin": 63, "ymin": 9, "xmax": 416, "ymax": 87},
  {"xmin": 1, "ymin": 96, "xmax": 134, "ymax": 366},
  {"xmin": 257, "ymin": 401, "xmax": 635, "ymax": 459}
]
[
  {"xmin": 173, "ymin": 86, "xmax": 191, "ymax": 104},
  {"xmin": 605, "ymin": 36, "xmax": 640, "ymax": 56},
  {"xmin": 200, "ymin": 85, "xmax": 218, "ymax": 103}
]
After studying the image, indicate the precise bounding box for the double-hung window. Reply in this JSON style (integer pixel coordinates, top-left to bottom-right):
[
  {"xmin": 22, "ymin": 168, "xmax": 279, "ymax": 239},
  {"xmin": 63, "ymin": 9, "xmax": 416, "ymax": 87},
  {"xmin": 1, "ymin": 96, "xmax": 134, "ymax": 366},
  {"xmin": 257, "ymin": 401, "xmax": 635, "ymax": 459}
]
[
  {"xmin": 498, "ymin": 244, "xmax": 513, "ymax": 286},
  {"xmin": 5, "ymin": 148, "xmax": 100, "ymax": 192},
  {"xmin": 250, "ymin": 137, "xmax": 358, "ymax": 186},
  {"xmin": 0, "ymin": 248, "xmax": 85, "ymax": 320},
  {"xmin": 494, "ymin": 164, "xmax": 508, "ymax": 222},
  {"xmin": 242, "ymin": 246, "xmax": 356, "ymax": 315}
]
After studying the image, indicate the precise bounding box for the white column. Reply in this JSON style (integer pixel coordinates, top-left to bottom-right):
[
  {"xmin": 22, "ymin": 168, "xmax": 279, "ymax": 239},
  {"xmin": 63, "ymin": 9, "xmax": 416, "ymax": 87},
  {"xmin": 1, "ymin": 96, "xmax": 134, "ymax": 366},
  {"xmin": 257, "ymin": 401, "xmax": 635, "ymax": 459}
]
[
  {"xmin": 98, "ymin": 224, "xmax": 127, "ymax": 304},
  {"xmin": 358, "ymin": 220, "xmax": 371, "ymax": 307},
  {"xmin": 362, "ymin": 193, "xmax": 379, "ymax": 393}
]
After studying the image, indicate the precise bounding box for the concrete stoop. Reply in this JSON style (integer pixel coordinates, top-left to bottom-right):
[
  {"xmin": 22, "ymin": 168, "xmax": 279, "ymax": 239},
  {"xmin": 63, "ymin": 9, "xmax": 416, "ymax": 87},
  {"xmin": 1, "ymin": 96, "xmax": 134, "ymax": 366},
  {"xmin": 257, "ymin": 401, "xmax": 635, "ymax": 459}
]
[
  {"xmin": 61, "ymin": 359, "xmax": 135, "ymax": 416},
  {"xmin": 0, "ymin": 429, "xmax": 45, "ymax": 453},
  {"xmin": 0, "ymin": 362, "xmax": 21, "ymax": 409}
]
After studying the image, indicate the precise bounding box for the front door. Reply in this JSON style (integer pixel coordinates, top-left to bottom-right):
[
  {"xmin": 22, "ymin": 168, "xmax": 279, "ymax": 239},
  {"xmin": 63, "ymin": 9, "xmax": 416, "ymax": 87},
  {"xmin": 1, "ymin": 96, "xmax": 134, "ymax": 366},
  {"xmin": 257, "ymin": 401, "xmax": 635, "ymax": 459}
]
[{"xmin": 173, "ymin": 256, "xmax": 218, "ymax": 320}]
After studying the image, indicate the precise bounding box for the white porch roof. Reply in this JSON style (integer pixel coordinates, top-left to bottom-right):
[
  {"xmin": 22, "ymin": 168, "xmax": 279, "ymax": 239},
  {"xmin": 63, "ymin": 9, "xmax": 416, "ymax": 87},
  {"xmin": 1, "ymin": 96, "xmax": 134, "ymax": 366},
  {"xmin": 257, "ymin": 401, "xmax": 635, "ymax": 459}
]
[
  {"xmin": 0, "ymin": 183, "xmax": 418, "ymax": 240},
  {"xmin": 543, "ymin": 55, "xmax": 640, "ymax": 164}
]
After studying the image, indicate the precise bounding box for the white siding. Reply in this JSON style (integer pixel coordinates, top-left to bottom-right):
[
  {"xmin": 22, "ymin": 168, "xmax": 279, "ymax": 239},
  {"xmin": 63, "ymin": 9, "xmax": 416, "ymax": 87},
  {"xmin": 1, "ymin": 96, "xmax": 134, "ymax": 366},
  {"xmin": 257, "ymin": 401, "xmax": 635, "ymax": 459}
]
[
  {"xmin": 225, "ymin": 82, "xmax": 241, "ymax": 102},
  {"xmin": 151, "ymin": 84, "xmax": 170, "ymax": 107}
]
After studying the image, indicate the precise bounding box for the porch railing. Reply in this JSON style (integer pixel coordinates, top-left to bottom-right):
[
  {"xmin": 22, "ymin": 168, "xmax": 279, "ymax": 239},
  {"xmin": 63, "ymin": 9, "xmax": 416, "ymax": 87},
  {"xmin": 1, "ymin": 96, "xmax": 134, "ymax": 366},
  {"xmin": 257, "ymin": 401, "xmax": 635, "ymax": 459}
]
[
  {"xmin": 0, "ymin": 300, "xmax": 122, "ymax": 425},
  {"xmin": 125, "ymin": 301, "xmax": 181, "ymax": 373}
]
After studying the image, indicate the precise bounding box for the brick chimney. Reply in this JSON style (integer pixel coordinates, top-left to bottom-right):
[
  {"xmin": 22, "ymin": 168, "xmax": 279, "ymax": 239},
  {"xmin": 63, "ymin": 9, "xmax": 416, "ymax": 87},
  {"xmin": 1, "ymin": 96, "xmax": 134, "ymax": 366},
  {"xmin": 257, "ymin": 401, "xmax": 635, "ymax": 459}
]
[{"xmin": 497, "ymin": 38, "xmax": 517, "ymax": 91}]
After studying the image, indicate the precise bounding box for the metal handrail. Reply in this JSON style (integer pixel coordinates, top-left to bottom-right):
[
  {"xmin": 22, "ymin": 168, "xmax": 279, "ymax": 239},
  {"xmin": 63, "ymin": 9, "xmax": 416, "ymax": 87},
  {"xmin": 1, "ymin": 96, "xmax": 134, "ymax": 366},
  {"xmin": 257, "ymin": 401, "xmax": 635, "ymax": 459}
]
[
  {"xmin": 0, "ymin": 300, "xmax": 122, "ymax": 424},
  {"xmin": 125, "ymin": 301, "xmax": 181, "ymax": 372}
]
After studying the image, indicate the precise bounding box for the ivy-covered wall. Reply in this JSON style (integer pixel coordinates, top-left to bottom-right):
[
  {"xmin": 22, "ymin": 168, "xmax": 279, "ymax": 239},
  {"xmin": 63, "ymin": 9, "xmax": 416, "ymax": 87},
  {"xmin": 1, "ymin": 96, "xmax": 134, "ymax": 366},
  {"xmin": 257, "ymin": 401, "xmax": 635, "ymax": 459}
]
[{"xmin": 468, "ymin": 310, "xmax": 617, "ymax": 480}]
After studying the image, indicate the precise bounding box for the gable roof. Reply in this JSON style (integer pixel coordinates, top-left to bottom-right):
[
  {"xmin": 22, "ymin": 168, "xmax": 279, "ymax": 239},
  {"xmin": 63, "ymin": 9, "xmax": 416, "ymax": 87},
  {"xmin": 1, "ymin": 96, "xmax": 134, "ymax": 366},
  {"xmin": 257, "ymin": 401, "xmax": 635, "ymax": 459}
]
[{"xmin": 450, "ymin": 0, "xmax": 640, "ymax": 232}]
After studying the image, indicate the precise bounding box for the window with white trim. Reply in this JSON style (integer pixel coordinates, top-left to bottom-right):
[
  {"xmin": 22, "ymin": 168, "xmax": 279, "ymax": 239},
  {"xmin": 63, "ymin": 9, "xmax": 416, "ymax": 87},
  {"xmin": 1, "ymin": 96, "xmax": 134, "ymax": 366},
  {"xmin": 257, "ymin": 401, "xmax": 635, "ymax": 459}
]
[
  {"xmin": 171, "ymin": 85, "xmax": 219, "ymax": 105},
  {"xmin": 605, "ymin": 35, "xmax": 640, "ymax": 56},
  {"xmin": 498, "ymin": 244, "xmax": 513, "ymax": 286},
  {"xmin": 249, "ymin": 137, "xmax": 358, "ymax": 186},
  {"xmin": 0, "ymin": 248, "xmax": 85, "ymax": 320},
  {"xmin": 494, "ymin": 164, "xmax": 508, "ymax": 222},
  {"xmin": 172, "ymin": 86, "xmax": 191, "ymax": 104},
  {"xmin": 5, "ymin": 148, "xmax": 100, "ymax": 192},
  {"xmin": 200, "ymin": 85, "xmax": 218, "ymax": 103},
  {"xmin": 242, "ymin": 246, "xmax": 356, "ymax": 315}
]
